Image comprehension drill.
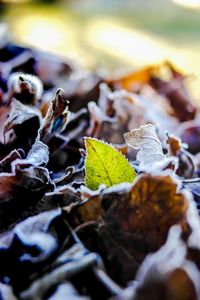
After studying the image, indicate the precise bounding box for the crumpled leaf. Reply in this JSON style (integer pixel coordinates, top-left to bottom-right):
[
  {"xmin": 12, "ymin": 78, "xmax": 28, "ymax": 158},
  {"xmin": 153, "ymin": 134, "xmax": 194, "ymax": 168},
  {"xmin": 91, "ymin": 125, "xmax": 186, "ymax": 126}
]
[
  {"xmin": 150, "ymin": 64, "xmax": 196, "ymax": 122},
  {"xmin": 124, "ymin": 124, "xmax": 176, "ymax": 173},
  {"xmin": 107, "ymin": 65, "xmax": 155, "ymax": 91},
  {"xmin": 0, "ymin": 149, "xmax": 22, "ymax": 173},
  {"xmin": 182, "ymin": 179, "xmax": 200, "ymax": 213},
  {"xmin": 45, "ymin": 283, "xmax": 89, "ymax": 300},
  {"xmin": 86, "ymin": 89, "xmax": 125, "ymax": 144},
  {"xmin": 25, "ymin": 140, "xmax": 49, "ymax": 166},
  {"xmin": 166, "ymin": 133, "xmax": 181, "ymax": 156},
  {"xmin": 76, "ymin": 174, "xmax": 190, "ymax": 285},
  {"xmin": 0, "ymin": 130, "xmax": 54, "ymax": 231},
  {"xmin": 86, "ymin": 101, "xmax": 114, "ymax": 139},
  {"xmin": 0, "ymin": 164, "xmax": 53, "ymax": 232},
  {"xmin": 19, "ymin": 243, "xmax": 99, "ymax": 300},
  {"xmin": 3, "ymin": 99, "xmax": 42, "ymax": 154},
  {"xmin": 166, "ymin": 133, "xmax": 195, "ymax": 179},
  {"xmin": 0, "ymin": 209, "xmax": 68, "ymax": 293},
  {"xmin": 101, "ymin": 84, "xmax": 178, "ymax": 140},
  {"xmin": 7, "ymin": 73, "xmax": 43, "ymax": 105},
  {"xmin": 108, "ymin": 174, "xmax": 188, "ymax": 242},
  {"xmin": 62, "ymin": 70, "xmax": 101, "ymax": 112},
  {"xmin": 133, "ymin": 226, "xmax": 200, "ymax": 300},
  {"xmin": 38, "ymin": 89, "xmax": 70, "ymax": 143},
  {"xmin": 179, "ymin": 123, "xmax": 200, "ymax": 155},
  {"xmin": 84, "ymin": 137, "xmax": 136, "ymax": 190},
  {"xmin": 4, "ymin": 99, "xmax": 42, "ymax": 136}
]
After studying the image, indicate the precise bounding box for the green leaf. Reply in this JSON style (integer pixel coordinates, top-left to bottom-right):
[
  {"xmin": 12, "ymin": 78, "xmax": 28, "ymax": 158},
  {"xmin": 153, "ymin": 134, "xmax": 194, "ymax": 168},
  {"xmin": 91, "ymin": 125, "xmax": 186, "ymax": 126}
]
[{"xmin": 84, "ymin": 137, "xmax": 136, "ymax": 190}]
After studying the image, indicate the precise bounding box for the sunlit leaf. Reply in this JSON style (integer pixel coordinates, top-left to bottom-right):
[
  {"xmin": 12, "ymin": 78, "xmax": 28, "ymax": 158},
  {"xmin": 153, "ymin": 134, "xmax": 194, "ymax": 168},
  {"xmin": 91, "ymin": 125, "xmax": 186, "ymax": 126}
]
[
  {"xmin": 107, "ymin": 65, "xmax": 155, "ymax": 91},
  {"xmin": 84, "ymin": 137, "xmax": 136, "ymax": 190}
]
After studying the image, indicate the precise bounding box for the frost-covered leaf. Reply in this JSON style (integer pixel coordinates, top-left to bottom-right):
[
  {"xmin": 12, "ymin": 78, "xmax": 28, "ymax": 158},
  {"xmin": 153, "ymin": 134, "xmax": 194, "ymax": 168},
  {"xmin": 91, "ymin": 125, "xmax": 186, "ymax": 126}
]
[
  {"xmin": 134, "ymin": 226, "xmax": 199, "ymax": 300},
  {"xmin": 4, "ymin": 99, "xmax": 42, "ymax": 137},
  {"xmin": 84, "ymin": 137, "xmax": 136, "ymax": 190},
  {"xmin": 26, "ymin": 140, "xmax": 49, "ymax": 166},
  {"xmin": 166, "ymin": 133, "xmax": 195, "ymax": 179},
  {"xmin": 77, "ymin": 174, "xmax": 190, "ymax": 285},
  {"xmin": 38, "ymin": 89, "xmax": 70, "ymax": 143},
  {"xmin": 105, "ymin": 174, "xmax": 188, "ymax": 252},
  {"xmin": 7, "ymin": 73, "xmax": 43, "ymax": 105},
  {"xmin": 182, "ymin": 178, "xmax": 200, "ymax": 213},
  {"xmin": 124, "ymin": 124, "xmax": 176, "ymax": 173},
  {"xmin": 0, "ymin": 209, "xmax": 67, "ymax": 292},
  {"xmin": 0, "ymin": 149, "xmax": 22, "ymax": 173}
]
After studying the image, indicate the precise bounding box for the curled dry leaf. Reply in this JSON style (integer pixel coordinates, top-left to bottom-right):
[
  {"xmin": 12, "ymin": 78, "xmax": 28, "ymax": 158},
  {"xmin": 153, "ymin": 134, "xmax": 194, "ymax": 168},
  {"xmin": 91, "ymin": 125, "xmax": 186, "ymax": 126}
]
[
  {"xmin": 166, "ymin": 133, "xmax": 181, "ymax": 157},
  {"xmin": 3, "ymin": 99, "xmax": 42, "ymax": 152},
  {"xmin": 124, "ymin": 124, "xmax": 176, "ymax": 173},
  {"xmin": 76, "ymin": 174, "xmax": 190, "ymax": 285},
  {"xmin": 0, "ymin": 209, "xmax": 67, "ymax": 293},
  {"xmin": 0, "ymin": 136, "xmax": 53, "ymax": 231},
  {"xmin": 38, "ymin": 89, "xmax": 70, "ymax": 143},
  {"xmin": 133, "ymin": 226, "xmax": 200, "ymax": 300},
  {"xmin": 26, "ymin": 140, "xmax": 49, "ymax": 167},
  {"xmin": 106, "ymin": 65, "xmax": 155, "ymax": 92},
  {"xmin": 179, "ymin": 123, "xmax": 200, "ymax": 155},
  {"xmin": 166, "ymin": 133, "xmax": 195, "ymax": 178},
  {"xmin": 4, "ymin": 100, "xmax": 42, "ymax": 135},
  {"xmin": 7, "ymin": 73, "xmax": 43, "ymax": 105},
  {"xmin": 0, "ymin": 164, "xmax": 53, "ymax": 232},
  {"xmin": 182, "ymin": 179, "xmax": 200, "ymax": 213},
  {"xmin": 0, "ymin": 149, "xmax": 22, "ymax": 173},
  {"xmin": 150, "ymin": 66, "xmax": 196, "ymax": 122},
  {"xmin": 105, "ymin": 174, "xmax": 189, "ymax": 252}
]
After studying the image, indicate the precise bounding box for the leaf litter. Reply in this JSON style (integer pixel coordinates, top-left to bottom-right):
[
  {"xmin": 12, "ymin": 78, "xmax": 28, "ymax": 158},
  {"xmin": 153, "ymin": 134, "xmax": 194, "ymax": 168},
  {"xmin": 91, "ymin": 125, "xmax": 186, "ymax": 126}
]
[{"xmin": 0, "ymin": 24, "xmax": 200, "ymax": 299}]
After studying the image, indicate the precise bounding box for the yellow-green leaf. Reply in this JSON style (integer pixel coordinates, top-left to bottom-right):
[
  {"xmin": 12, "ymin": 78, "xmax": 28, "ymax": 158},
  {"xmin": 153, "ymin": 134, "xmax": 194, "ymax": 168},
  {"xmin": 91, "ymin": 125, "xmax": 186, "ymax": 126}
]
[{"xmin": 84, "ymin": 137, "xmax": 136, "ymax": 190}]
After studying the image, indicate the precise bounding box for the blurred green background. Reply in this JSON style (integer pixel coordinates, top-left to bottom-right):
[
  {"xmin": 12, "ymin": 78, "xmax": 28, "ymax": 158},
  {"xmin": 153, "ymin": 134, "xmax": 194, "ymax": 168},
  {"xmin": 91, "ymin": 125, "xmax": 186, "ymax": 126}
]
[{"xmin": 1, "ymin": 0, "xmax": 200, "ymax": 96}]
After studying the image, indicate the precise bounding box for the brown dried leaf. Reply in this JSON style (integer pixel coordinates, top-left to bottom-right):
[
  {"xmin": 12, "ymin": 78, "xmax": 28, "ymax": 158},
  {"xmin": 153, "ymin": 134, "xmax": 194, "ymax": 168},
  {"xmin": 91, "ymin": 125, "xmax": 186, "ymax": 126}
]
[
  {"xmin": 0, "ymin": 162, "xmax": 53, "ymax": 232},
  {"xmin": 133, "ymin": 226, "xmax": 200, "ymax": 300},
  {"xmin": 7, "ymin": 73, "xmax": 43, "ymax": 105},
  {"xmin": 77, "ymin": 175, "xmax": 189, "ymax": 285},
  {"xmin": 166, "ymin": 133, "xmax": 181, "ymax": 157},
  {"xmin": 0, "ymin": 149, "xmax": 22, "ymax": 173},
  {"xmin": 38, "ymin": 89, "xmax": 70, "ymax": 143},
  {"xmin": 150, "ymin": 67, "xmax": 196, "ymax": 122},
  {"xmin": 3, "ymin": 99, "xmax": 42, "ymax": 138},
  {"xmin": 106, "ymin": 174, "xmax": 188, "ymax": 250},
  {"xmin": 76, "ymin": 196, "xmax": 104, "ymax": 223},
  {"xmin": 107, "ymin": 66, "xmax": 155, "ymax": 91}
]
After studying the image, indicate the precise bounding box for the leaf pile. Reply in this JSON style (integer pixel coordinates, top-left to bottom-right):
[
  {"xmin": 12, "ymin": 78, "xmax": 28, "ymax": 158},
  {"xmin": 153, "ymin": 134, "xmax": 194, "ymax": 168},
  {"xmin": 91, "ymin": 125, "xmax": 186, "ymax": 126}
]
[{"xmin": 1, "ymin": 25, "xmax": 200, "ymax": 299}]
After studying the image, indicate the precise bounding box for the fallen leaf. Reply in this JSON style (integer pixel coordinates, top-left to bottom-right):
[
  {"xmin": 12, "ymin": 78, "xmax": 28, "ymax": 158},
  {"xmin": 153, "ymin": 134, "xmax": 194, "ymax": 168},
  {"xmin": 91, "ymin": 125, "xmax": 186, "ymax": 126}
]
[
  {"xmin": 7, "ymin": 73, "xmax": 43, "ymax": 105},
  {"xmin": 38, "ymin": 89, "xmax": 70, "ymax": 143},
  {"xmin": 107, "ymin": 66, "xmax": 155, "ymax": 91},
  {"xmin": 134, "ymin": 226, "xmax": 199, "ymax": 300},
  {"xmin": 84, "ymin": 137, "xmax": 136, "ymax": 190},
  {"xmin": 105, "ymin": 174, "xmax": 189, "ymax": 254},
  {"xmin": 124, "ymin": 124, "xmax": 176, "ymax": 173}
]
